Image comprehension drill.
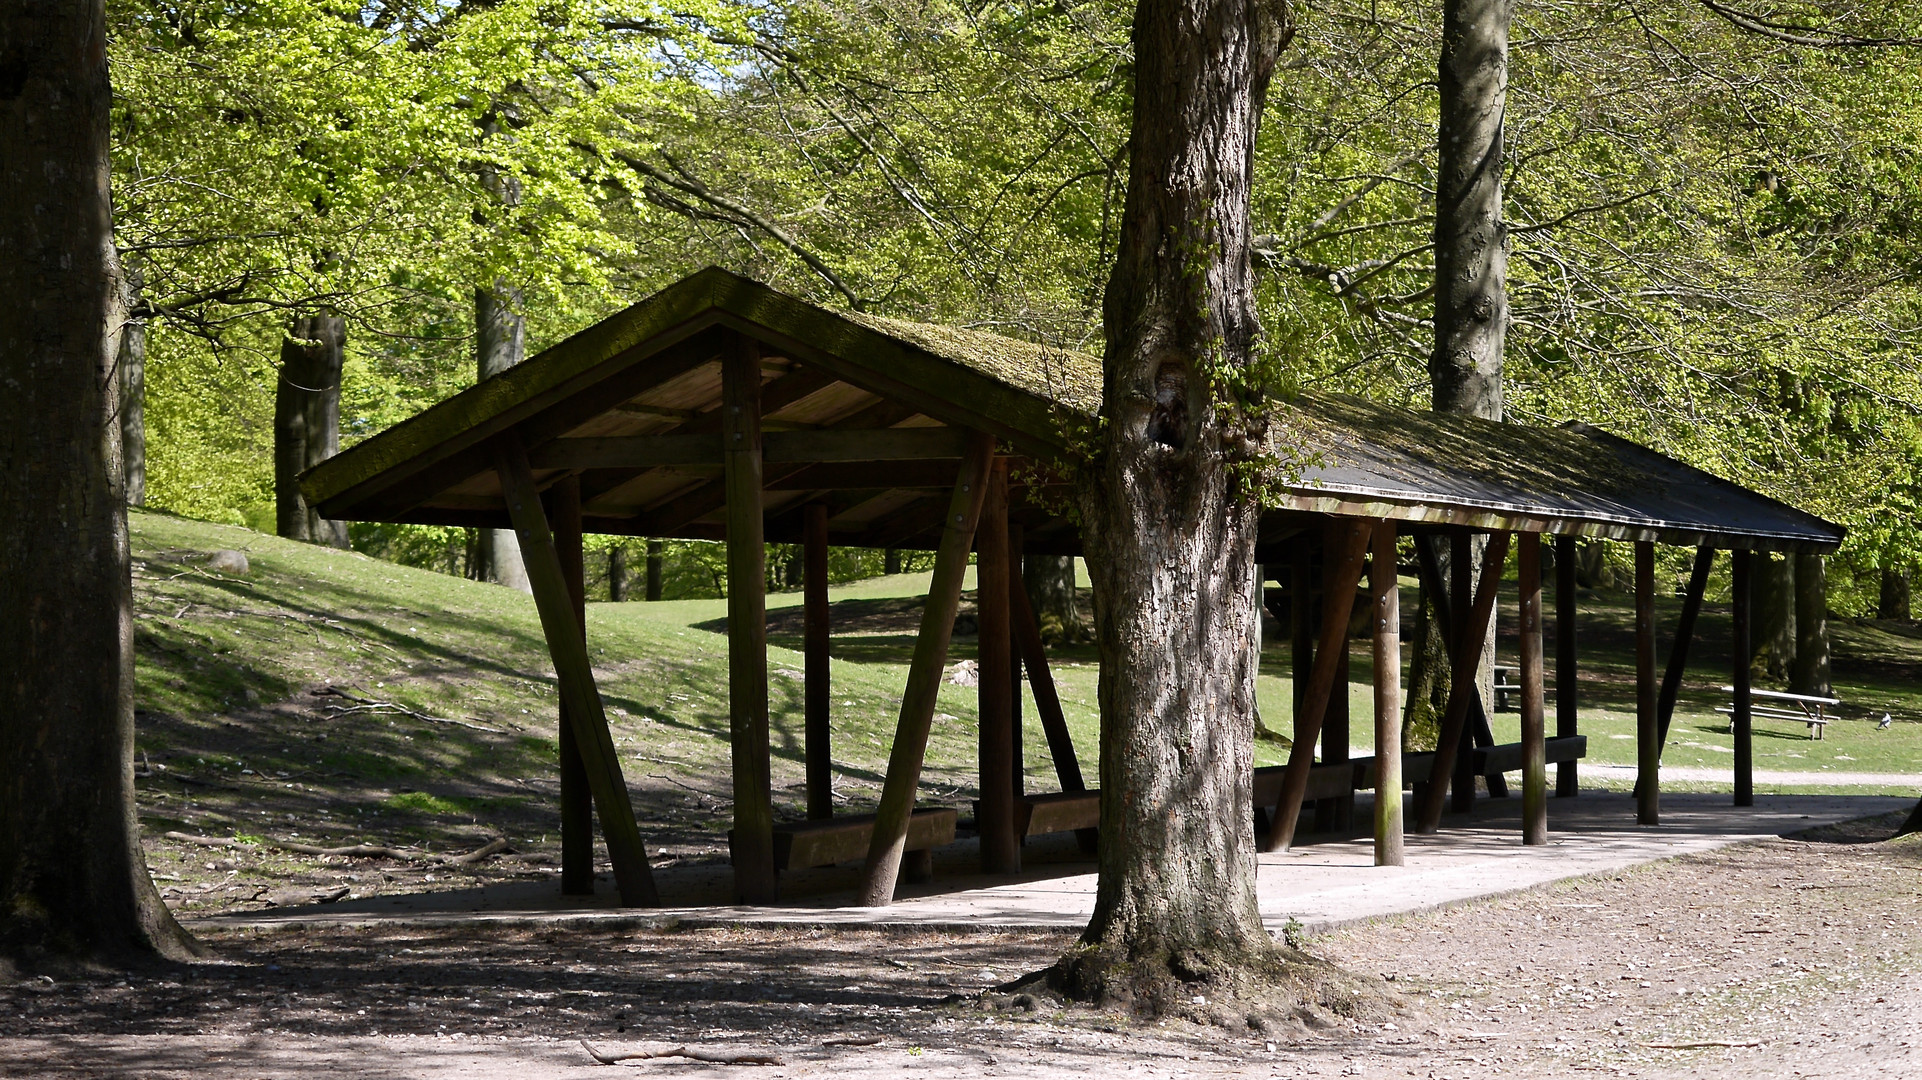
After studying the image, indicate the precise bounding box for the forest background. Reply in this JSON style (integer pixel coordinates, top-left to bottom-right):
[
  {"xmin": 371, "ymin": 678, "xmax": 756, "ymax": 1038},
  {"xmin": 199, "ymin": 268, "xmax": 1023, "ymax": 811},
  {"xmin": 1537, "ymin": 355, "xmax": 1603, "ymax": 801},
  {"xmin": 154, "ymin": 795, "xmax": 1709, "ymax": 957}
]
[{"xmin": 113, "ymin": 0, "xmax": 1922, "ymax": 615}]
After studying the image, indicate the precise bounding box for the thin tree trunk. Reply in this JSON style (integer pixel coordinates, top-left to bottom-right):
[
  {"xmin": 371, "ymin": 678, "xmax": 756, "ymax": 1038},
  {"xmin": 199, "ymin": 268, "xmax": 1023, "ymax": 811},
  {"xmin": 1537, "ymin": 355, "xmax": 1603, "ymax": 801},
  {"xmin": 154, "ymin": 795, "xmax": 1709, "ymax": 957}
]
[
  {"xmin": 1754, "ymin": 553, "xmax": 1796, "ymax": 680},
  {"xmin": 1025, "ymin": 554, "xmax": 1086, "ymax": 643},
  {"xmin": 274, "ymin": 314, "xmax": 348, "ymax": 546},
  {"xmin": 474, "ymin": 285, "xmax": 531, "ymax": 592},
  {"xmin": 1401, "ymin": 583, "xmax": 1451, "ymax": 751},
  {"xmin": 884, "ymin": 548, "xmax": 903, "ymax": 575},
  {"xmin": 1057, "ymin": 0, "xmax": 1292, "ymax": 1008},
  {"xmin": 646, "ymin": 539, "xmax": 664, "ymax": 601},
  {"xmin": 1879, "ymin": 567, "xmax": 1910, "ymax": 621},
  {"xmin": 0, "ymin": 0, "xmax": 198, "ymax": 963},
  {"xmin": 609, "ymin": 545, "xmax": 628, "ymax": 602},
  {"xmin": 117, "ymin": 260, "xmax": 147, "ymax": 507},
  {"xmin": 1789, "ymin": 552, "xmax": 1830, "ymax": 697}
]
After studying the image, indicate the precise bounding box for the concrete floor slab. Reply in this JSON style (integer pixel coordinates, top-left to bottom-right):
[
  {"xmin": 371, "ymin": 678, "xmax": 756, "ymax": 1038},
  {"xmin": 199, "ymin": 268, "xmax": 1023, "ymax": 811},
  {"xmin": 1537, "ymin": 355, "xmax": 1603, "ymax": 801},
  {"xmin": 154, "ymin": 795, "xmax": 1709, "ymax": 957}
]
[{"xmin": 191, "ymin": 790, "xmax": 1914, "ymax": 937}]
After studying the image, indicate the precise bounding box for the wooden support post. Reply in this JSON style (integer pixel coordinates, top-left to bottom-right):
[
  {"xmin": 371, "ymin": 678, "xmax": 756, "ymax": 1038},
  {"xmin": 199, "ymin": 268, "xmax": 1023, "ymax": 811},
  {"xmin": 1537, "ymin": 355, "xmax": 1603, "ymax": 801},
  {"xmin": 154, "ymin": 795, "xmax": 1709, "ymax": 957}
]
[
  {"xmin": 490, "ymin": 433, "xmax": 658, "ymax": 907},
  {"xmin": 1657, "ymin": 547, "xmax": 1715, "ymax": 751},
  {"xmin": 550, "ymin": 477, "xmax": 595, "ymax": 894},
  {"xmin": 724, "ymin": 336, "xmax": 777, "ymax": 903},
  {"xmin": 1417, "ymin": 534, "xmax": 1505, "ymax": 804},
  {"xmin": 857, "ymin": 432, "xmax": 995, "ymax": 906},
  {"xmin": 1555, "ymin": 535, "xmax": 1579, "ymax": 798},
  {"xmin": 1319, "ymin": 535, "xmax": 1354, "ymax": 833},
  {"xmin": 1413, "ymin": 530, "xmax": 1511, "ymax": 833},
  {"xmin": 1370, "ymin": 521, "xmax": 1404, "ymax": 866},
  {"xmin": 1264, "ymin": 518, "xmax": 1372, "ymax": 852},
  {"xmin": 1732, "ymin": 548, "xmax": 1754, "ymax": 807},
  {"xmin": 1007, "ymin": 523, "xmax": 1027, "ymax": 803},
  {"xmin": 1290, "ymin": 538, "xmax": 1315, "ymax": 741},
  {"xmin": 1635, "ymin": 540, "xmax": 1659, "ymax": 826},
  {"xmin": 976, "ymin": 459, "xmax": 1019, "ymax": 874},
  {"xmin": 1518, "ymin": 532, "xmax": 1547, "ymax": 846},
  {"xmin": 1449, "ymin": 533, "xmax": 1477, "ymax": 814},
  {"xmin": 1011, "ymin": 571, "xmax": 1085, "ymax": 792},
  {"xmin": 803, "ymin": 502, "xmax": 833, "ymax": 821}
]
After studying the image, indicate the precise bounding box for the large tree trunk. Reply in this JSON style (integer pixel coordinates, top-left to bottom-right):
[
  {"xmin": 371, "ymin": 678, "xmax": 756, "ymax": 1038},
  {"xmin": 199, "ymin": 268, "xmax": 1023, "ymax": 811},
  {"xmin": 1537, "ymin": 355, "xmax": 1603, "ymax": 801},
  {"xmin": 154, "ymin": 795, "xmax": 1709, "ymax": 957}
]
[
  {"xmin": 1754, "ymin": 553, "xmax": 1796, "ymax": 680},
  {"xmin": 473, "ymin": 285, "xmax": 532, "ymax": 592},
  {"xmin": 273, "ymin": 314, "xmax": 349, "ymax": 547},
  {"xmin": 1429, "ymin": 0, "xmax": 1513, "ymax": 723},
  {"xmin": 1879, "ymin": 567, "xmax": 1910, "ymax": 621},
  {"xmin": 1024, "ymin": 554, "xmax": 1087, "ymax": 643},
  {"xmin": 0, "ymin": 0, "xmax": 198, "ymax": 964},
  {"xmin": 1057, "ymin": 0, "xmax": 1291, "ymax": 1010},
  {"xmin": 1789, "ymin": 552, "xmax": 1830, "ymax": 697},
  {"xmin": 117, "ymin": 260, "xmax": 147, "ymax": 507}
]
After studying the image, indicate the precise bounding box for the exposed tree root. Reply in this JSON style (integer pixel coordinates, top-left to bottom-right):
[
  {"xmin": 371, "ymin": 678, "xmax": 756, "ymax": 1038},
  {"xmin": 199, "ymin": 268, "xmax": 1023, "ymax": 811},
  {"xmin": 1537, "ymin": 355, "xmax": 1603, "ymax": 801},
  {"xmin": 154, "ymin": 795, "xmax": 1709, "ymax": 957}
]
[
  {"xmin": 990, "ymin": 938, "xmax": 1404, "ymax": 1029},
  {"xmin": 578, "ymin": 1038, "xmax": 782, "ymax": 1066},
  {"xmin": 163, "ymin": 831, "xmax": 510, "ymax": 865}
]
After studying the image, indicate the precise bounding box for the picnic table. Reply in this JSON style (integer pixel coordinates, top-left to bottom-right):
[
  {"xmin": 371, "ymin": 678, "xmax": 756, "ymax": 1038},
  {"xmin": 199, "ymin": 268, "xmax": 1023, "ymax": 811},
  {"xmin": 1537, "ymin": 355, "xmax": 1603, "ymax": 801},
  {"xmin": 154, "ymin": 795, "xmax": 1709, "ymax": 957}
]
[{"xmin": 1716, "ymin": 686, "xmax": 1842, "ymax": 740}]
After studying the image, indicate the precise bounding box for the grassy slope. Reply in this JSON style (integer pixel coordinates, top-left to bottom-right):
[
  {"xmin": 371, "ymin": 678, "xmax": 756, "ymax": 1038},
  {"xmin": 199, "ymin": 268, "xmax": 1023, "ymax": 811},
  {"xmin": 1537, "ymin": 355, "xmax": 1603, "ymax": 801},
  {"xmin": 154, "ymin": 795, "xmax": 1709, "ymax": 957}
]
[{"xmin": 129, "ymin": 510, "xmax": 1922, "ymax": 912}]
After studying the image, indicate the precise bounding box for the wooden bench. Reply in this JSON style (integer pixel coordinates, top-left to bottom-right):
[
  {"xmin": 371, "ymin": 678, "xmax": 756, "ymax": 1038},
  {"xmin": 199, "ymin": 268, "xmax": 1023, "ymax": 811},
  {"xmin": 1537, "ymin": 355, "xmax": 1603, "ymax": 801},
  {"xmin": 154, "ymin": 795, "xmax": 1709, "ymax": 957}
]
[
  {"xmin": 1470, "ymin": 735, "xmax": 1588, "ymax": 774},
  {"xmin": 1492, "ymin": 665, "xmax": 1522, "ymax": 712},
  {"xmin": 731, "ymin": 807, "xmax": 957, "ymax": 883},
  {"xmin": 1716, "ymin": 686, "xmax": 1841, "ymax": 740}
]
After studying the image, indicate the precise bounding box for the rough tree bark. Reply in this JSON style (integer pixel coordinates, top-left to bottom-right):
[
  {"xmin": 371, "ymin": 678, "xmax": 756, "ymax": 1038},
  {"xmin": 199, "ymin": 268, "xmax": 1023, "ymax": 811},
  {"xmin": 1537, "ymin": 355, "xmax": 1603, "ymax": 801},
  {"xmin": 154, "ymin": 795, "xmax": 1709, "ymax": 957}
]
[
  {"xmin": 1789, "ymin": 552, "xmax": 1830, "ymax": 697},
  {"xmin": 273, "ymin": 314, "xmax": 350, "ymax": 547},
  {"xmin": 1400, "ymin": 586, "xmax": 1451, "ymax": 750},
  {"xmin": 0, "ymin": 0, "xmax": 199, "ymax": 964},
  {"xmin": 1056, "ymin": 0, "xmax": 1294, "ymax": 1010},
  {"xmin": 646, "ymin": 539, "xmax": 665, "ymax": 601},
  {"xmin": 1879, "ymin": 567, "xmax": 1910, "ymax": 621},
  {"xmin": 473, "ymin": 285, "xmax": 532, "ymax": 592},
  {"xmin": 1428, "ymin": 0, "xmax": 1513, "ymax": 721},
  {"xmin": 1754, "ymin": 553, "xmax": 1796, "ymax": 679},
  {"xmin": 1024, "ymin": 554, "xmax": 1087, "ymax": 643},
  {"xmin": 116, "ymin": 259, "xmax": 147, "ymax": 507},
  {"xmin": 608, "ymin": 545, "xmax": 628, "ymax": 602}
]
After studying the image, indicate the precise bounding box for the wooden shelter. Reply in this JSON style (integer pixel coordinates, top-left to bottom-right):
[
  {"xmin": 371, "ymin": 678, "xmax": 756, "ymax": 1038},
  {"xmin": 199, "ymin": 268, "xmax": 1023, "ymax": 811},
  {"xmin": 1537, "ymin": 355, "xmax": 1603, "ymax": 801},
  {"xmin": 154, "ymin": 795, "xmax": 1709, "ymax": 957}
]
[{"xmin": 301, "ymin": 268, "xmax": 1845, "ymax": 908}]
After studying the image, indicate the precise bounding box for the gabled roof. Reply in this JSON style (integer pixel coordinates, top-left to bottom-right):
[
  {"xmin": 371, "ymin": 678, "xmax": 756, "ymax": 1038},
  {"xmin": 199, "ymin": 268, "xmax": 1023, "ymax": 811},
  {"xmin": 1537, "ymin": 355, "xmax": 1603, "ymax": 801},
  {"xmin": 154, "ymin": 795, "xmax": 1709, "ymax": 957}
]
[{"xmin": 303, "ymin": 267, "xmax": 1845, "ymax": 554}]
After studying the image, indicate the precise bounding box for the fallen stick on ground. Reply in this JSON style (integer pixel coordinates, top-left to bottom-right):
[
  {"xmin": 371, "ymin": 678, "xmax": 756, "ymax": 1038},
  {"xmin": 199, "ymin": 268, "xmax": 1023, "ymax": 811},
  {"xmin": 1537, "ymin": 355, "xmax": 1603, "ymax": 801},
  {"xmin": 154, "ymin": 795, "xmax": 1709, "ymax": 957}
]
[
  {"xmin": 1640, "ymin": 1040, "xmax": 1765, "ymax": 1049},
  {"xmin": 821, "ymin": 1036, "xmax": 883, "ymax": 1047},
  {"xmin": 314, "ymin": 686, "xmax": 496, "ymax": 731},
  {"xmin": 163, "ymin": 831, "xmax": 510, "ymax": 865},
  {"xmin": 579, "ymin": 1038, "xmax": 783, "ymax": 1066}
]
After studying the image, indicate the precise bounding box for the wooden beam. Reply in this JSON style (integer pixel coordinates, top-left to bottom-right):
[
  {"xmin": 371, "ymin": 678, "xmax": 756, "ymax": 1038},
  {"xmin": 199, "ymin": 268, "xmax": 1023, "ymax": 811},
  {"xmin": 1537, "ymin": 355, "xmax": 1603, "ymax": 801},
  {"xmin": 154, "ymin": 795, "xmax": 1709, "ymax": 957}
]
[
  {"xmin": 857, "ymin": 432, "xmax": 995, "ymax": 906},
  {"xmin": 1264, "ymin": 517, "xmax": 1372, "ymax": 852},
  {"xmin": 531, "ymin": 428, "xmax": 972, "ymax": 471},
  {"xmin": 531, "ymin": 434, "xmax": 723, "ymax": 470},
  {"xmin": 724, "ymin": 335, "xmax": 777, "ymax": 904},
  {"xmin": 1412, "ymin": 530, "xmax": 1511, "ymax": 834},
  {"xmin": 975, "ymin": 459, "xmax": 1018, "ymax": 874},
  {"xmin": 1010, "ymin": 557, "xmax": 1086, "ymax": 793},
  {"xmin": 1731, "ymin": 548, "xmax": 1754, "ymax": 807},
  {"xmin": 549, "ymin": 476, "xmax": 595, "ymax": 894},
  {"xmin": 1008, "ymin": 523, "xmax": 1026, "ymax": 804},
  {"xmin": 490, "ymin": 432, "xmax": 659, "ymax": 907},
  {"xmin": 1324, "ymin": 540, "xmax": 1354, "ymax": 832},
  {"xmin": 1519, "ymin": 531, "xmax": 1547, "ymax": 846},
  {"xmin": 1636, "ymin": 540, "xmax": 1659, "ymax": 826},
  {"xmin": 1370, "ymin": 520, "xmax": 1404, "ymax": 867},
  {"xmin": 803, "ymin": 502, "xmax": 833, "ymax": 821},
  {"xmin": 1555, "ymin": 535, "xmax": 1579, "ymax": 798}
]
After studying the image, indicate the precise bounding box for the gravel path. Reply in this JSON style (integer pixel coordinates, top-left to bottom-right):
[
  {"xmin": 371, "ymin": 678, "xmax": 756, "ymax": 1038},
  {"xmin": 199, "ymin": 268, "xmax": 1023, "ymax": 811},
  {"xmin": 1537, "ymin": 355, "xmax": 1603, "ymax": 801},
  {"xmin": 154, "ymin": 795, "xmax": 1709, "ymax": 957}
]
[{"xmin": 1585, "ymin": 763, "xmax": 1922, "ymax": 788}]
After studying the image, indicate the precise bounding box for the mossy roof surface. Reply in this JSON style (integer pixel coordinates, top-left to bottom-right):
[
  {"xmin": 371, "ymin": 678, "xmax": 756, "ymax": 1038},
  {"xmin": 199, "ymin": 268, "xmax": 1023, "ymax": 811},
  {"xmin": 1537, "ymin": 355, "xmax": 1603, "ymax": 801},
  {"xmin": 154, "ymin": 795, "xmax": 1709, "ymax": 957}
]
[{"xmin": 300, "ymin": 267, "xmax": 1841, "ymax": 550}]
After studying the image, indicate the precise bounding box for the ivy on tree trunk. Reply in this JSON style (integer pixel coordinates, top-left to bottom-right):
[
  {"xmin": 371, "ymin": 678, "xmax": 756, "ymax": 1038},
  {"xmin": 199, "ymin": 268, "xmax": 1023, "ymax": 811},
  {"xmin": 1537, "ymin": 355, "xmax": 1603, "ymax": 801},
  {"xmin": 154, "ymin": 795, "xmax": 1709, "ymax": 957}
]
[{"xmin": 1061, "ymin": 0, "xmax": 1292, "ymax": 1009}]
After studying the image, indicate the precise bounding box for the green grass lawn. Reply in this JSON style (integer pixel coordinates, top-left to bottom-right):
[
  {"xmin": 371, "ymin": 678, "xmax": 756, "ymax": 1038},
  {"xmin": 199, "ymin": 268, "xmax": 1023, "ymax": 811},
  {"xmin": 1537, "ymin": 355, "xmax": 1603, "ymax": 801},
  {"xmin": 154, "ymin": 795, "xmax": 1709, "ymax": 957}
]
[{"xmin": 128, "ymin": 508, "xmax": 1922, "ymax": 872}]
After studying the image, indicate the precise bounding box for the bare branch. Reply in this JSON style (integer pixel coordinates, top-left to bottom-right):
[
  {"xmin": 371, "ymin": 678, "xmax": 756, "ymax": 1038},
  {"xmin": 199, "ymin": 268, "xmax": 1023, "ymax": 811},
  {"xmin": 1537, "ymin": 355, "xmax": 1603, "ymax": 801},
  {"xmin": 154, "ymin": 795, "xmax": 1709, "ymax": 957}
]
[{"xmin": 1699, "ymin": 1, "xmax": 1921, "ymax": 48}]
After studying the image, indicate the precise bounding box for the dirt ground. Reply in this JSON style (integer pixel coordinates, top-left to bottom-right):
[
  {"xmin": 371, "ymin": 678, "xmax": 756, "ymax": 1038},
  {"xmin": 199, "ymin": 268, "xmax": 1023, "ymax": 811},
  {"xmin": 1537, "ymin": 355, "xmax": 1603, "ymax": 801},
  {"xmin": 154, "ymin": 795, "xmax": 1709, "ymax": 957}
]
[{"xmin": 4, "ymin": 813, "xmax": 1919, "ymax": 1079}]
